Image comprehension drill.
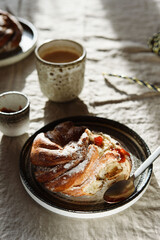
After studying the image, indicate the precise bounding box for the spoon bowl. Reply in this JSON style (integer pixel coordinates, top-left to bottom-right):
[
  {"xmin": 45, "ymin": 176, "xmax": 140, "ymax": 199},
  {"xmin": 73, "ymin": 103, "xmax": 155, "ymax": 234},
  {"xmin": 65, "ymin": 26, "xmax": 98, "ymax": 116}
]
[
  {"xmin": 104, "ymin": 146, "xmax": 160, "ymax": 204},
  {"xmin": 104, "ymin": 176, "xmax": 135, "ymax": 203}
]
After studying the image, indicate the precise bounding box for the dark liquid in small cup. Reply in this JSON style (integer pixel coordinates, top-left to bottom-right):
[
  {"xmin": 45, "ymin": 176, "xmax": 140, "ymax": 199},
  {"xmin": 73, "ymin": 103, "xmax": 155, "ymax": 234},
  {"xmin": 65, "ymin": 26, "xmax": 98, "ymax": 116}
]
[
  {"xmin": 42, "ymin": 50, "xmax": 80, "ymax": 63},
  {"xmin": 0, "ymin": 106, "xmax": 22, "ymax": 113}
]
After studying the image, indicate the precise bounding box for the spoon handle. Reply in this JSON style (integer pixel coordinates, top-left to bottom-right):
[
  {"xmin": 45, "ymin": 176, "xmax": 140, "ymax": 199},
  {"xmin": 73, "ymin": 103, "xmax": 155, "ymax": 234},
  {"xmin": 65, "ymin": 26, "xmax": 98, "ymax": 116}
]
[{"xmin": 134, "ymin": 146, "xmax": 160, "ymax": 179}]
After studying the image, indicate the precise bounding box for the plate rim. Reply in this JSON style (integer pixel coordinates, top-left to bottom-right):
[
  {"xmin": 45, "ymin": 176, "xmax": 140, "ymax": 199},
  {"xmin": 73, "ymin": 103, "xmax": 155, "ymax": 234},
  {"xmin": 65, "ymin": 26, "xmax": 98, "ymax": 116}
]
[
  {"xmin": 20, "ymin": 174, "xmax": 151, "ymax": 219},
  {"xmin": 19, "ymin": 115, "xmax": 152, "ymax": 218},
  {"xmin": 0, "ymin": 17, "xmax": 38, "ymax": 67}
]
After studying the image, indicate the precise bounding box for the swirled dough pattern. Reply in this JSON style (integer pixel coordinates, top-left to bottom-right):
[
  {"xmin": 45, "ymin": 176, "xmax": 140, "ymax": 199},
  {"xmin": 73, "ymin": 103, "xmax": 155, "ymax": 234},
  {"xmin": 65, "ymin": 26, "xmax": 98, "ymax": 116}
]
[{"xmin": 30, "ymin": 121, "xmax": 132, "ymax": 196}]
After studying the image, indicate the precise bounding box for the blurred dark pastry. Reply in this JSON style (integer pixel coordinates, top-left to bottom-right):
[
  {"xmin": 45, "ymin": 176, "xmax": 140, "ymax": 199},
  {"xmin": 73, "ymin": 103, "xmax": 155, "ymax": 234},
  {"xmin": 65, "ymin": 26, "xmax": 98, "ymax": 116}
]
[
  {"xmin": 0, "ymin": 9, "xmax": 23, "ymax": 53},
  {"xmin": 30, "ymin": 121, "xmax": 132, "ymax": 196}
]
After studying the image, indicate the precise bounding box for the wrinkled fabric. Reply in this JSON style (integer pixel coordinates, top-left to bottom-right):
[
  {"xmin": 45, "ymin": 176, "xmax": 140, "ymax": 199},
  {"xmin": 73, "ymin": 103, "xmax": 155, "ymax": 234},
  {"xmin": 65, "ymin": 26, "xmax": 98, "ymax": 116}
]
[{"xmin": 0, "ymin": 0, "xmax": 160, "ymax": 239}]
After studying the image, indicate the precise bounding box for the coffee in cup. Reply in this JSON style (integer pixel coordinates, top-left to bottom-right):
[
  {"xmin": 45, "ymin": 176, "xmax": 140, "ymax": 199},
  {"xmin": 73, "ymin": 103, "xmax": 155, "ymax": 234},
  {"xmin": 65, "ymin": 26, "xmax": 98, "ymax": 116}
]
[{"xmin": 35, "ymin": 39, "xmax": 86, "ymax": 102}]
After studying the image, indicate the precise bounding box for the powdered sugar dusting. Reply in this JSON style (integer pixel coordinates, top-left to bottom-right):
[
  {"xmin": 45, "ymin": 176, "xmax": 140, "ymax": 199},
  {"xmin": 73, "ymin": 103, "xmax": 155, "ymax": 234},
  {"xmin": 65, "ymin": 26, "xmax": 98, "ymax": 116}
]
[
  {"xmin": 64, "ymin": 159, "xmax": 79, "ymax": 169},
  {"xmin": 60, "ymin": 142, "xmax": 78, "ymax": 157},
  {"xmin": 65, "ymin": 144, "xmax": 95, "ymax": 176},
  {"xmin": 35, "ymin": 165, "xmax": 59, "ymax": 177},
  {"xmin": 66, "ymin": 158, "xmax": 89, "ymax": 176}
]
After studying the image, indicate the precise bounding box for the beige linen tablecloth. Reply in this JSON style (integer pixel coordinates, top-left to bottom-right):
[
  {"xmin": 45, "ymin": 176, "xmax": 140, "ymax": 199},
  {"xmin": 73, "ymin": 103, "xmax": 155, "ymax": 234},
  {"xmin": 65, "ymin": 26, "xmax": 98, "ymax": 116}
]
[{"xmin": 0, "ymin": 0, "xmax": 160, "ymax": 239}]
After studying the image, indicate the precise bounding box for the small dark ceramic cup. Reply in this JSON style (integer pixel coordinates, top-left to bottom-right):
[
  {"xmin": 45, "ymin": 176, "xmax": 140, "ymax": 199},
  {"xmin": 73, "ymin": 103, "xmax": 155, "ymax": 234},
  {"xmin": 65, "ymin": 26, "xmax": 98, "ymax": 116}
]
[{"xmin": 0, "ymin": 91, "xmax": 30, "ymax": 137}]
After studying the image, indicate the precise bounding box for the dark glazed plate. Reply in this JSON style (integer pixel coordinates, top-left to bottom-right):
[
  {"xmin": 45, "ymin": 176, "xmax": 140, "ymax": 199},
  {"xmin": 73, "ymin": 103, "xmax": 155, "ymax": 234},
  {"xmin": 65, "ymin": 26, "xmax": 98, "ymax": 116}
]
[
  {"xmin": 19, "ymin": 116, "xmax": 152, "ymax": 218},
  {"xmin": 0, "ymin": 18, "xmax": 37, "ymax": 67}
]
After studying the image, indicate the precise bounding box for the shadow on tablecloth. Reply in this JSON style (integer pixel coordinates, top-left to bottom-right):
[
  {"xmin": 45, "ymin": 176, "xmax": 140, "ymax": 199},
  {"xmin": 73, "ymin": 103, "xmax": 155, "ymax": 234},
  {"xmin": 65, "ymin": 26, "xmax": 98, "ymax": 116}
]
[
  {"xmin": 44, "ymin": 97, "xmax": 91, "ymax": 125},
  {"xmin": 0, "ymin": 52, "xmax": 35, "ymax": 93}
]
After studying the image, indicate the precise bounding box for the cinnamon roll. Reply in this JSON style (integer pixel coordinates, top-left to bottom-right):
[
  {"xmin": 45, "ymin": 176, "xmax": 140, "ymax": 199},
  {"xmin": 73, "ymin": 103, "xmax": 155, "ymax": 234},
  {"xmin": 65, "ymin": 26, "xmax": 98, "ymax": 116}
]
[{"xmin": 30, "ymin": 121, "xmax": 132, "ymax": 196}]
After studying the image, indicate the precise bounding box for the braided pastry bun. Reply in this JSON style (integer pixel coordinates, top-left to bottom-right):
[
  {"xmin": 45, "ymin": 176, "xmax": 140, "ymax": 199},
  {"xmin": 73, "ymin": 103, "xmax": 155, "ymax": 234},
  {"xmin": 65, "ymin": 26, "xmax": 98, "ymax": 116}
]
[
  {"xmin": 0, "ymin": 9, "xmax": 23, "ymax": 53},
  {"xmin": 30, "ymin": 121, "xmax": 132, "ymax": 197}
]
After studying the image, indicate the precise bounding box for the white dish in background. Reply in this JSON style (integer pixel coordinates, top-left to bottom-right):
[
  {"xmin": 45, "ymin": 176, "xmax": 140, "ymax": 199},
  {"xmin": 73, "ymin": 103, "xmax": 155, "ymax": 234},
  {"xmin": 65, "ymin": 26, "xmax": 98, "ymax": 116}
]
[{"xmin": 0, "ymin": 18, "xmax": 37, "ymax": 67}]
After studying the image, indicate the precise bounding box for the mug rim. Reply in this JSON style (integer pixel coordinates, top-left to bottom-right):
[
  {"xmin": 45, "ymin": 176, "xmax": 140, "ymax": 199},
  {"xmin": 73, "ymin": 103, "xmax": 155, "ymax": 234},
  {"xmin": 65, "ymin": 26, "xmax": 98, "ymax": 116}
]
[
  {"xmin": 0, "ymin": 91, "xmax": 30, "ymax": 116},
  {"xmin": 35, "ymin": 39, "xmax": 86, "ymax": 67}
]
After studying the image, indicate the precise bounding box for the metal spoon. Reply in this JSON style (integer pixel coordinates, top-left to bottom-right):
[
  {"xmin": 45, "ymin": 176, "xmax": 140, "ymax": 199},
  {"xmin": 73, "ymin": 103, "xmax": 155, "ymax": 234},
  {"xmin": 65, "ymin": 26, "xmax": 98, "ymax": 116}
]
[{"xmin": 103, "ymin": 146, "xmax": 160, "ymax": 204}]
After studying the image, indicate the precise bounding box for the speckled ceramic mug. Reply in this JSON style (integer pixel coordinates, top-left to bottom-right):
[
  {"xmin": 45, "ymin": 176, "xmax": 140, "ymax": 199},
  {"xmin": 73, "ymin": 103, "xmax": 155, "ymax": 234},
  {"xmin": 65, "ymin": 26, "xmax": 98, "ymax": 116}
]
[
  {"xmin": 0, "ymin": 91, "xmax": 30, "ymax": 137},
  {"xmin": 35, "ymin": 39, "xmax": 86, "ymax": 102}
]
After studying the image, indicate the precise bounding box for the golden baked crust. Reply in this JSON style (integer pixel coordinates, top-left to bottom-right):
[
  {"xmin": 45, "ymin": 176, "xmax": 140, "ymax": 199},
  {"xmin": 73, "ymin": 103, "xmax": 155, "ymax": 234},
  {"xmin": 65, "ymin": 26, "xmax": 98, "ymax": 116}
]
[
  {"xmin": 0, "ymin": 9, "xmax": 23, "ymax": 53},
  {"xmin": 30, "ymin": 122, "xmax": 132, "ymax": 196}
]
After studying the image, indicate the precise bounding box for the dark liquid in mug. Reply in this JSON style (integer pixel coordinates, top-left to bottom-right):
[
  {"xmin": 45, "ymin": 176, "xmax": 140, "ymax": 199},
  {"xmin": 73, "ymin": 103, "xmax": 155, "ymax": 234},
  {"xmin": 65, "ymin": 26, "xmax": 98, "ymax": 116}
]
[{"xmin": 42, "ymin": 50, "xmax": 80, "ymax": 63}]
